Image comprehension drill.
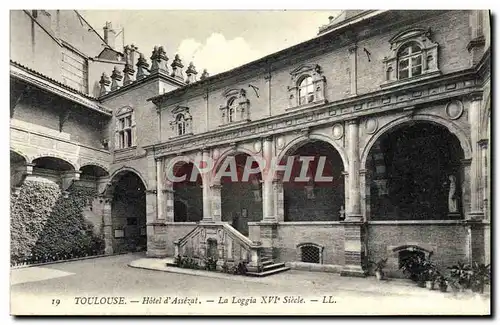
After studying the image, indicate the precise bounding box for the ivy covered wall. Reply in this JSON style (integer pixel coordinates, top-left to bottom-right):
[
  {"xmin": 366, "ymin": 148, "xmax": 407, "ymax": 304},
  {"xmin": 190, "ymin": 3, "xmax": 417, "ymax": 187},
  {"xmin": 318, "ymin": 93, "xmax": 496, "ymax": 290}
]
[{"xmin": 10, "ymin": 180, "xmax": 104, "ymax": 265}]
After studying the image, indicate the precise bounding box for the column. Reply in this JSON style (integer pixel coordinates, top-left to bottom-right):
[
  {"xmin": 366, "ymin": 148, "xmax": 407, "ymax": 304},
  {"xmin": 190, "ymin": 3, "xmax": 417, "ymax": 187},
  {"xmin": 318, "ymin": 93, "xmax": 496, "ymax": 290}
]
[
  {"xmin": 346, "ymin": 119, "xmax": 362, "ymax": 220},
  {"xmin": 479, "ymin": 139, "xmax": 490, "ymax": 265},
  {"xmin": 341, "ymin": 119, "xmax": 365, "ymax": 277},
  {"xmin": 201, "ymin": 149, "xmax": 212, "ymax": 221},
  {"xmin": 348, "ymin": 45, "xmax": 358, "ymax": 96},
  {"xmin": 468, "ymin": 92, "xmax": 483, "ymax": 220},
  {"xmin": 156, "ymin": 159, "xmax": 164, "ymax": 220},
  {"xmin": 273, "ymin": 178, "xmax": 284, "ymax": 222},
  {"xmin": 479, "ymin": 139, "xmax": 489, "ymax": 218},
  {"xmin": 165, "ymin": 188, "xmax": 174, "ymax": 222},
  {"xmin": 360, "ymin": 169, "xmax": 371, "ymax": 221},
  {"xmin": 262, "ymin": 137, "xmax": 275, "ymax": 221},
  {"xmin": 211, "ymin": 182, "xmax": 222, "ymax": 222}
]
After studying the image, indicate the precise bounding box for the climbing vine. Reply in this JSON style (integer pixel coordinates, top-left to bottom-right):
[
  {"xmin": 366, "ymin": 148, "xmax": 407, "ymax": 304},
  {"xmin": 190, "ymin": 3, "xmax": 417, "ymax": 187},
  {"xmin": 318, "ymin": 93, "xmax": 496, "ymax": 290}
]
[{"xmin": 10, "ymin": 181, "xmax": 104, "ymax": 265}]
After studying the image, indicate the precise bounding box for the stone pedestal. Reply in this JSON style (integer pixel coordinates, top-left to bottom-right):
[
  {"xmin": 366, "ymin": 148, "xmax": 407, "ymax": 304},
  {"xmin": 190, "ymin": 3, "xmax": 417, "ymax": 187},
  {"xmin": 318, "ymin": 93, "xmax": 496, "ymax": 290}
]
[
  {"xmin": 340, "ymin": 221, "xmax": 366, "ymax": 277},
  {"xmin": 258, "ymin": 221, "xmax": 278, "ymax": 260}
]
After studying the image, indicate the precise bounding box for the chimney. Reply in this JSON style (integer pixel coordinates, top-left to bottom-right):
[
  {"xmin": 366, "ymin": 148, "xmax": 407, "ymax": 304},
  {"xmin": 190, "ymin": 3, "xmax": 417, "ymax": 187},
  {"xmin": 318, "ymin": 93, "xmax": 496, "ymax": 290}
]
[{"xmin": 103, "ymin": 21, "xmax": 116, "ymax": 49}]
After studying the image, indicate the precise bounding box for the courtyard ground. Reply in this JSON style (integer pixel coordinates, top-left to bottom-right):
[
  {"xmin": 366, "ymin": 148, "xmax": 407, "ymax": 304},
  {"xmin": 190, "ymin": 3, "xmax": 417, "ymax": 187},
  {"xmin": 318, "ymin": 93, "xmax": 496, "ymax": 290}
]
[{"xmin": 10, "ymin": 253, "xmax": 490, "ymax": 316}]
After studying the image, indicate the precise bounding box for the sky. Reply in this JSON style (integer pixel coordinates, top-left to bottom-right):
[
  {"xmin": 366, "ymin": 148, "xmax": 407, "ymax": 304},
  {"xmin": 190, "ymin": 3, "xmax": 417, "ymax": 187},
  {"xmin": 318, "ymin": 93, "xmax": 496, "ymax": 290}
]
[{"xmin": 80, "ymin": 10, "xmax": 340, "ymax": 75}]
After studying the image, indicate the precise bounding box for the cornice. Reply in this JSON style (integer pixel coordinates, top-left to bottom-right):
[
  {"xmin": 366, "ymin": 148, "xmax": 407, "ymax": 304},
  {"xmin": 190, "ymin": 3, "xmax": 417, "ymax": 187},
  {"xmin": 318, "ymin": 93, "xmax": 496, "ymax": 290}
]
[
  {"xmin": 145, "ymin": 68, "xmax": 480, "ymax": 158},
  {"xmin": 10, "ymin": 62, "xmax": 112, "ymax": 116},
  {"xmin": 99, "ymin": 70, "xmax": 186, "ymax": 101}
]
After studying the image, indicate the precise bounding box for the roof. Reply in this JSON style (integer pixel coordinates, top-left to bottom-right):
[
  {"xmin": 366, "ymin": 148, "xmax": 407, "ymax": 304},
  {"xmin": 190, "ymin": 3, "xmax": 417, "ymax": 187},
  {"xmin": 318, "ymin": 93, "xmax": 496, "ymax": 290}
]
[
  {"xmin": 10, "ymin": 60, "xmax": 112, "ymax": 116},
  {"xmin": 148, "ymin": 10, "xmax": 386, "ymax": 105}
]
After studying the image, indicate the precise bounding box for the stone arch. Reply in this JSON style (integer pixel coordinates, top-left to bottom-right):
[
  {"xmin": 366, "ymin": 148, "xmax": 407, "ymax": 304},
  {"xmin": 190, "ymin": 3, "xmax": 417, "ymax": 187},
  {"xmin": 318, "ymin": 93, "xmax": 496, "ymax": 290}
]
[
  {"xmin": 109, "ymin": 166, "xmax": 149, "ymax": 191},
  {"xmin": 106, "ymin": 168, "xmax": 147, "ymax": 253},
  {"xmin": 360, "ymin": 114, "xmax": 472, "ymax": 170},
  {"xmin": 277, "ymin": 133, "xmax": 348, "ymax": 170},
  {"xmin": 278, "ymin": 136, "xmax": 346, "ymax": 222},
  {"xmin": 31, "ymin": 154, "xmax": 78, "ymax": 171},
  {"xmin": 10, "ymin": 147, "xmax": 29, "ymax": 164},
  {"xmin": 212, "ymin": 147, "xmax": 261, "ymax": 179},
  {"xmin": 80, "ymin": 162, "xmax": 110, "ymax": 174}
]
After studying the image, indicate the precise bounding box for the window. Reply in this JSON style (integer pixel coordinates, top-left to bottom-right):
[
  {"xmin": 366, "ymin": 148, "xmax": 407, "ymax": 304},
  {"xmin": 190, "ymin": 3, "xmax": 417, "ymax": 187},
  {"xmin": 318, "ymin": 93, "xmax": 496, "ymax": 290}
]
[
  {"xmin": 287, "ymin": 64, "xmax": 326, "ymax": 109},
  {"xmin": 298, "ymin": 76, "xmax": 315, "ymax": 105},
  {"xmin": 176, "ymin": 114, "xmax": 187, "ymax": 136},
  {"xmin": 220, "ymin": 88, "xmax": 250, "ymax": 125},
  {"xmin": 170, "ymin": 106, "xmax": 193, "ymax": 137},
  {"xmin": 382, "ymin": 28, "xmax": 440, "ymax": 86},
  {"xmin": 118, "ymin": 115, "xmax": 133, "ymax": 148},
  {"xmin": 397, "ymin": 42, "xmax": 422, "ymax": 80},
  {"xmin": 115, "ymin": 106, "xmax": 136, "ymax": 149},
  {"xmin": 227, "ymin": 97, "xmax": 237, "ymax": 123},
  {"xmin": 297, "ymin": 243, "xmax": 324, "ymax": 264}
]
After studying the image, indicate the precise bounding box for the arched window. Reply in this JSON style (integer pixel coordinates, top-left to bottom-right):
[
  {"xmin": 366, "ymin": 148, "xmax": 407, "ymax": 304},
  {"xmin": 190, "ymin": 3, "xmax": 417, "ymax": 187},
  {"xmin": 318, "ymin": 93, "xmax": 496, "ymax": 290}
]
[
  {"xmin": 298, "ymin": 76, "xmax": 314, "ymax": 105},
  {"xmin": 397, "ymin": 42, "xmax": 423, "ymax": 80},
  {"xmin": 176, "ymin": 114, "xmax": 186, "ymax": 136},
  {"xmin": 227, "ymin": 97, "xmax": 237, "ymax": 123}
]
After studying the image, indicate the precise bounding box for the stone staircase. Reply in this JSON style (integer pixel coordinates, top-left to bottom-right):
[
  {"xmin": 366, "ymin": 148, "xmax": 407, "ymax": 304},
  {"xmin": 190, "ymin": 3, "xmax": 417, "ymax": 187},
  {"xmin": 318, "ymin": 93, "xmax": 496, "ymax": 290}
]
[{"xmin": 246, "ymin": 257, "xmax": 290, "ymax": 277}]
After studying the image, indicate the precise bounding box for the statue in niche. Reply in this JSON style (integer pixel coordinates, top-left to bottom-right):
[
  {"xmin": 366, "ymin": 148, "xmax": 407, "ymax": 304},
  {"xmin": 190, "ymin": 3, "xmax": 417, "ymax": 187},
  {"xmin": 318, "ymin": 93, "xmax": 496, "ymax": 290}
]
[{"xmin": 448, "ymin": 175, "xmax": 458, "ymax": 213}]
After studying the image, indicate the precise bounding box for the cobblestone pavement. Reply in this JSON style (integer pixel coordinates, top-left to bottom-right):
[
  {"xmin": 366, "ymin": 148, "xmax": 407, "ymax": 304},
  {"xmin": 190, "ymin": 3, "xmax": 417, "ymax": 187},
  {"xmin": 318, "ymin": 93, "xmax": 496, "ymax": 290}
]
[{"xmin": 10, "ymin": 253, "xmax": 491, "ymax": 316}]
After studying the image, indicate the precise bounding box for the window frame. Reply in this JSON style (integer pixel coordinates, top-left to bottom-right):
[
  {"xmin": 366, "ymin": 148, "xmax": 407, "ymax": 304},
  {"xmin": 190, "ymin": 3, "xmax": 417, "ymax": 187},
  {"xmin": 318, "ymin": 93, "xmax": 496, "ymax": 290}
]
[
  {"xmin": 397, "ymin": 42, "xmax": 423, "ymax": 80},
  {"xmin": 115, "ymin": 107, "xmax": 136, "ymax": 150},
  {"xmin": 298, "ymin": 75, "xmax": 315, "ymax": 106},
  {"xmin": 287, "ymin": 64, "xmax": 326, "ymax": 110}
]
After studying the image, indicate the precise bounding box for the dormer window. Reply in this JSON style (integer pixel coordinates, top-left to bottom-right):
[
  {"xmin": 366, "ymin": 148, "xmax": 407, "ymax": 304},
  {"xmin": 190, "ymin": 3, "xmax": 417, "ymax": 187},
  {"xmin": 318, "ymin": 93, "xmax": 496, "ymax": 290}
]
[
  {"xmin": 397, "ymin": 42, "xmax": 422, "ymax": 80},
  {"xmin": 298, "ymin": 76, "xmax": 315, "ymax": 105},
  {"xmin": 382, "ymin": 28, "xmax": 440, "ymax": 87},
  {"xmin": 287, "ymin": 64, "xmax": 326, "ymax": 109},
  {"xmin": 170, "ymin": 106, "xmax": 193, "ymax": 137}
]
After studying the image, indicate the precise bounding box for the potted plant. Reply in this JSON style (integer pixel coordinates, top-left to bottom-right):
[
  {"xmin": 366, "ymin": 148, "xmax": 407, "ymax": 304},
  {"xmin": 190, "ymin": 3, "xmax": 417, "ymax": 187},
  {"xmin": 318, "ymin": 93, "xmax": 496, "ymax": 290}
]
[
  {"xmin": 400, "ymin": 253, "xmax": 430, "ymax": 287},
  {"xmin": 436, "ymin": 274, "xmax": 449, "ymax": 292},
  {"xmin": 425, "ymin": 268, "xmax": 440, "ymax": 290},
  {"xmin": 470, "ymin": 262, "xmax": 490, "ymax": 294},
  {"xmin": 448, "ymin": 261, "xmax": 472, "ymax": 292},
  {"xmin": 369, "ymin": 258, "xmax": 388, "ymax": 280}
]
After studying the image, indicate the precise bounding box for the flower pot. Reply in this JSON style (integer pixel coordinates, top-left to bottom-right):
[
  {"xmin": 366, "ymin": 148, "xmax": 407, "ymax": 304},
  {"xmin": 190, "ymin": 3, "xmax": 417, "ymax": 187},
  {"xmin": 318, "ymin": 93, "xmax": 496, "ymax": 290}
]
[
  {"xmin": 439, "ymin": 284, "xmax": 448, "ymax": 292},
  {"xmin": 375, "ymin": 270, "xmax": 384, "ymax": 281},
  {"xmin": 417, "ymin": 280, "xmax": 426, "ymax": 288},
  {"xmin": 425, "ymin": 280, "xmax": 435, "ymax": 290}
]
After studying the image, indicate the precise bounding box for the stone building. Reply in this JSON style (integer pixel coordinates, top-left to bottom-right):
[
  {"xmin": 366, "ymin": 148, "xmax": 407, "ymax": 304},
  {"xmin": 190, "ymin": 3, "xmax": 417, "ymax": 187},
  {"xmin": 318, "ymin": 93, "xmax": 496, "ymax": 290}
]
[{"xmin": 10, "ymin": 10, "xmax": 491, "ymax": 276}]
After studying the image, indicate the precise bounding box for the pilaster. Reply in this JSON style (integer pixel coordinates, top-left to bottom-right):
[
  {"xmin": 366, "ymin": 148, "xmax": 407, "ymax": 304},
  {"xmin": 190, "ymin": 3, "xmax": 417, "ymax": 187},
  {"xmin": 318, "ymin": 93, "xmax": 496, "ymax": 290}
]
[{"xmin": 467, "ymin": 92, "xmax": 484, "ymax": 220}]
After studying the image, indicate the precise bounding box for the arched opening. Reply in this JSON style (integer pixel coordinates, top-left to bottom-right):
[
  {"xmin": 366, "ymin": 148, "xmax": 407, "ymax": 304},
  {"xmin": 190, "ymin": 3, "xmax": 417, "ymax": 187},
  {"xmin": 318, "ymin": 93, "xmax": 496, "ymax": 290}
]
[
  {"xmin": 218, "ymin": 153, "xmax": 262, "ymax": 236},
  {"xmin": 282, "ymin": 140, "xmax": 345, "ymax": 221},
  {"xmin": 80, "ymin": 165, "xmax": 109, "ymax": 179},
  {"xmin": 172, "ymin": 162, "xmax": 203, "ymax": 222},
  {"xmin": 110, "ymin": 171, "xmax": 147, "ymax": 253},
  {"xmin": 30, "ymin": 156, "xmax": 76, "ymax": 186},
  {"xmin": 32, "ymin": 156, "xmax": 74, "ymax": 171},
  {"xmin": 366, "ymin": 121, "xmax": 464, "ymax": 220}
]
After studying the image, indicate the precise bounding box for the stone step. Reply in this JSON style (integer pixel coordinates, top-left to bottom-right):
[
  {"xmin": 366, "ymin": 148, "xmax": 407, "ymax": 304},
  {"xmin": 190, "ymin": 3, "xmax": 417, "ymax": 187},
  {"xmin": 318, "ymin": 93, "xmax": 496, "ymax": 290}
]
[
  {"xmin": 246, "ymin": 265, "xmax": 291, "ymax": 277},
  {"xmin": 263, "ymin": 262, "xmax": 286, "ymax": 272},
  {"xmin": 262, "ymin": 259, "xmax": 274, "ymax": 266}
]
